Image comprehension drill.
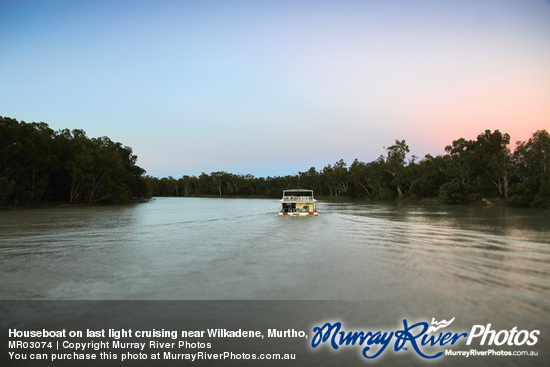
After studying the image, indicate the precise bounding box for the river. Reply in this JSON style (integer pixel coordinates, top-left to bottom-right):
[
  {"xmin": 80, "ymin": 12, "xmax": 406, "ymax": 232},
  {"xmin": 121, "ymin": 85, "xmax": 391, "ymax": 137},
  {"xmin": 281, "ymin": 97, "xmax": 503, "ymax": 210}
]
[{"xmin": 1, "ymin": 197, "xmax": 549, "ymax": 366}]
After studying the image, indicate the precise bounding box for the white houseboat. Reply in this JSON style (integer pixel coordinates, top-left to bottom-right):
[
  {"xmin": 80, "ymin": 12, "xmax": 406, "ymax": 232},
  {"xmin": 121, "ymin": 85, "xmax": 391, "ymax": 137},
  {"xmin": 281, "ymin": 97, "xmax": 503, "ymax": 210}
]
[{"xmin": 278, "ymin": 189, "xmax": 318, "ymax": 216}]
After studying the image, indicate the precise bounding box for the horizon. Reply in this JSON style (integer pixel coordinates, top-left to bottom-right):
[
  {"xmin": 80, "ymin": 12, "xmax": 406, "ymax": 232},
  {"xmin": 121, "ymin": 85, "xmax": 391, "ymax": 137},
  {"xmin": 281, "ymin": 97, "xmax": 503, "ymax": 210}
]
[{"xmin": 2, "ymin": 0, "xmax": 549, "ymax": 178}]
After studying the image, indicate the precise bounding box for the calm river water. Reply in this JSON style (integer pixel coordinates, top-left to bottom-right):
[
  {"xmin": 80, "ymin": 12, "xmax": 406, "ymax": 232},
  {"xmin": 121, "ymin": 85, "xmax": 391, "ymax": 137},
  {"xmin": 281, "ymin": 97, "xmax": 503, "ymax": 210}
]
[{"xmin": 1, "ymin": 198, "xmax": 549, "ymax": 366}]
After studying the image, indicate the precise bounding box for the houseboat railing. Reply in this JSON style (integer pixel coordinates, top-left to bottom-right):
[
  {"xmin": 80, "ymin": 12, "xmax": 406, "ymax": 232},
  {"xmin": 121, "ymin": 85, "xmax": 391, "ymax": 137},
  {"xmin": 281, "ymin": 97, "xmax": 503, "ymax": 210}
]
[
  {"xmin": 280, "ymin": 208, "xmax": 316, "ymax": 213},
  {"xmin": 282, "ymin": 196, "xmax": 314, "ymax": 201}
]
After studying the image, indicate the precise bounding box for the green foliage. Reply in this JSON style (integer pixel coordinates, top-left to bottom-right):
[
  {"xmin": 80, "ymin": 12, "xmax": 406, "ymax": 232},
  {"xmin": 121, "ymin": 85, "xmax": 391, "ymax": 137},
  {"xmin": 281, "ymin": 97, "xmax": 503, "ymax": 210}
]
[
  {"xmin": 3, "ymin": 115, "xmax": 548, "ymax": 208},
  {"xmin": 408, "ymin": 154, "xmax": 449, "ymax": 198},
  {"xmin": 439, "ymin": 179, "xmax": 472, "ymax": 204},
  {"xmin": 509, "ymin": 174, "xmax": 550, "ymax": 208},
  {"xmin": 384, "ymin": 140, "xmax": 410, "ymax": 197},
  {"xmin": 509, "ymin": 130, "xmax": 550, "ymax": 207},
  {"xmin": 0, "ymin": 116, "xmax": 148, "ymax": 207},
  {"xmin": 532, "ymin": 176, "xmax": 550, "ymax": 208},
  {"xmin": 0, "ymin": 177, "xmax": 16, "ymax": 205},
  {"xmin": 371, "ymin": 187, "xmax": 396, "ymax": 201}
]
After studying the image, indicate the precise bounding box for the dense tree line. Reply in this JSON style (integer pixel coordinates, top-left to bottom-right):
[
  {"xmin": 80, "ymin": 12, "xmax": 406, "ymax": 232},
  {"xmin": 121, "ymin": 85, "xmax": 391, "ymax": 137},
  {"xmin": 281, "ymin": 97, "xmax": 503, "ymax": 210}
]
[
  {"xmin": 2, "ymin": 116, "xmax": 548, "ymax": 208},
  {"xmin": 1, "ymin": 116, "xmax": 148, "ymax": 207},
  {"xmin": 148, "ymin": 129, "xmax": 550, "ymax": 208}
]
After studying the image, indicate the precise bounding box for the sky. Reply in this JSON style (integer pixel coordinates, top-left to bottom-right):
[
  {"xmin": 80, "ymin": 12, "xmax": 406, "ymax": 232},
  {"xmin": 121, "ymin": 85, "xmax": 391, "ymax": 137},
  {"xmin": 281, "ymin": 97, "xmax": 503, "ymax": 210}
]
[{"xmin": 1, "ymin": 0, "xmax": 549, "ymax": 178}]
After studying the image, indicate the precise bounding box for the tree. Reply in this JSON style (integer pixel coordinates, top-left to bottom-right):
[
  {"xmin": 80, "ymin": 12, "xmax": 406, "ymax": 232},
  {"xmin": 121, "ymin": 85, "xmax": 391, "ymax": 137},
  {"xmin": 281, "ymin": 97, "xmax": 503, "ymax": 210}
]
[
  {"xmin": 210, "ymin": 171, "xmax": 228, "ymax": 196},
  {"xmin": 384, "ymin": 139, "xmax": 410, "ymax": 197},
  {"xmin": 349, "ymin": 158, "xmax": 370, "ymax": 197},
  {"xmin": 475, "ymin": 129, "xmax": 512, "ymax": 199},
  {"xmin": 0, "ymin": 117, "xmax": 148, "ymax": 206},
  {"xmin": 444, "ymin": 137, "xmax": 477, "ymax": 185},
  {"xmin": 298, "ymin": 167, "xmax": 320, "ymax": 193},
  {"xmin": 0, "ymin": 118, "xmax": 56, "ymax": 205},
  {"xmin": 409, "ymin": 154, "xmax": 449, "ymax": 198},
  {"xmin": 514, "ymin": 130, "xmax": 550, "ymax": 178},
  {"xmin": 510, "ymin": 130, "xmax": 550, "ymax": 207},
  {"xmin": 439, "ymin": 179, "xmax": 472, "ymax": 204}
]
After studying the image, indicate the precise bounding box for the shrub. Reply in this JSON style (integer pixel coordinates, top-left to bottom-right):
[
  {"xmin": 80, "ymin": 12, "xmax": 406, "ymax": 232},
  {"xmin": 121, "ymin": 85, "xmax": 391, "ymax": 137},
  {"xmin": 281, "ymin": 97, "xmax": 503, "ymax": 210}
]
[{"xmin": 439, "ymin": 179, "xmax": 472, "ymax": 204}]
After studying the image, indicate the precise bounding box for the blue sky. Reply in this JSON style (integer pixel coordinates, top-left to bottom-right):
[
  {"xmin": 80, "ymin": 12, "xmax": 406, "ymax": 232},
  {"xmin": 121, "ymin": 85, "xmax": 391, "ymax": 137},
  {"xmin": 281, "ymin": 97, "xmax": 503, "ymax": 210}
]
[{"xmin": 1, "ymin": 0, "xmax": 549, "ymax": 178}]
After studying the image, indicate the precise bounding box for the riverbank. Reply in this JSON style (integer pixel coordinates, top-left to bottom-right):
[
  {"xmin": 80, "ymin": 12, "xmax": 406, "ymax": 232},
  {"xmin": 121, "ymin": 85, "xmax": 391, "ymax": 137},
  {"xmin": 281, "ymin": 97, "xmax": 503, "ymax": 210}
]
[{"xmin": 2, "ymin": 194, "xmax": 545, "ymax": 211}]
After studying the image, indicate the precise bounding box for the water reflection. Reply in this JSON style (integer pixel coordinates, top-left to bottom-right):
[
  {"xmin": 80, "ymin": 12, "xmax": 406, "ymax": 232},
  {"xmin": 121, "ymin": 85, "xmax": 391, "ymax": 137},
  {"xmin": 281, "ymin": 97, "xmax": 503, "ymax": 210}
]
[{"xmin": 0, "ymin": 199, "xmax": 549, "ymax": 320}]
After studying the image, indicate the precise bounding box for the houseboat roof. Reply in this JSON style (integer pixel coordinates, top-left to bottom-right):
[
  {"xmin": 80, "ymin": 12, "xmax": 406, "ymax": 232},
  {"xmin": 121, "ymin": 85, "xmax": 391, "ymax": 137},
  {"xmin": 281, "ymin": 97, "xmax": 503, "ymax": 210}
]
[{"xmin": 282, "ymin": 189, "xmax": 314, "ymax": 194}]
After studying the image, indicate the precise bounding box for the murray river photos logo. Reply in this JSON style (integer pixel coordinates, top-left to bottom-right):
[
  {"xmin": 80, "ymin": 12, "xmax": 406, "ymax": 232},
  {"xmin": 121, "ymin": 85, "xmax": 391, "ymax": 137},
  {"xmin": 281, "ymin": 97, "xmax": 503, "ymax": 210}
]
[{"xmin": 311, "ymin": 318, "xmax": 540, "ymax": 360}]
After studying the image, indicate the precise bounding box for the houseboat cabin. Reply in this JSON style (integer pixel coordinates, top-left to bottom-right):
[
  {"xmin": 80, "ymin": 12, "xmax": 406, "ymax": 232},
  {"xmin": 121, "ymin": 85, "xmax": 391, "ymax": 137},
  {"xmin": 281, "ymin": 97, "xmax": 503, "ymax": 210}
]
[{"xmin": 279, "ymin": 189, "xmax": 318, "ymax": 216}]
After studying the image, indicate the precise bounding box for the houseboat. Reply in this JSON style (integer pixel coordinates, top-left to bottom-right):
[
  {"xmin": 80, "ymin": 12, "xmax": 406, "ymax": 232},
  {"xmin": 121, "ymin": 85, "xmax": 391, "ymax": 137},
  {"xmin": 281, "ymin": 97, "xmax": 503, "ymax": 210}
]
[{"xmin": 278, "ymin": 189, "xmax": 318, "ymax": 216}]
